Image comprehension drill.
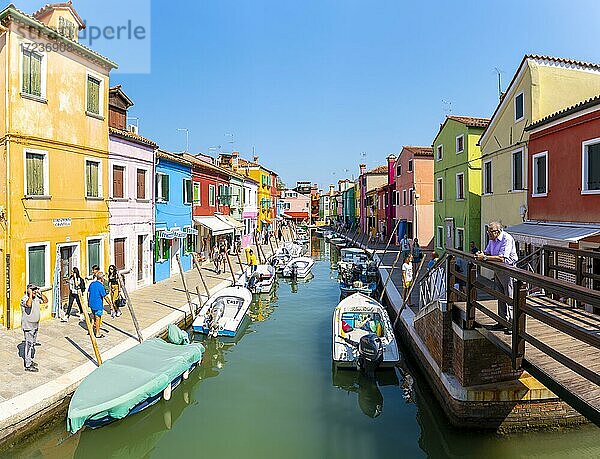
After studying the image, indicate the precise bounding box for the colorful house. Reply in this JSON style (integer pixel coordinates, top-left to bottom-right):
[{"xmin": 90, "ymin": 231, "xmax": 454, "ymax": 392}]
[
  {"xmin": 432, "ymin": 117, "xmax": 489, "ymax": 253},
  {"xmin": 0, "ymin": 3, "xmax": 117, "ymax": 328},
  {"xmin": 341, "ymin": 183, "xmax": 356, "ymax": 227},
  {"xmin": 384, "ymin": 155, "xmax": 397, "ymax": 243},
  {"xmin": 280, "ymin": 189, "xmax": 311, "ymax": 223},
  {"xmin": 506, "ymin": 95, "xmax": 600, "ymax": 252},
  {"xmin": 358, "ymin": 164, "xmax": 387, "ymax": 233},
  {"xmin": 108, "ymin": 86, "xmax": 157, "ymax": 293},
  {"xmin": 479, "ymin": 55, "xmax": 600, "ymax": 249},
  {"xmin": 242, "ymin": 177, "xmax": 259, "ymax": 247},
  {"xmin": 237, "ymin": 156, "xmax": 275, "ymax": 231},
  {"xmin": 154, "ymin": 150, "xmax": 194, "ymax": 282},
  {"xmin": 394, "ymin": 147, "xmax": 434, "ymax": 249}
]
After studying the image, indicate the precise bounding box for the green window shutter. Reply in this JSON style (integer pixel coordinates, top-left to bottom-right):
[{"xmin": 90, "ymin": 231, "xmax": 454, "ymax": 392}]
[
  {"xmin": 22, "ymin": 50, "xmax": 31, "ymax": 93},
  {"xmin": 87, "ymin": 76, "xmax": 100, "ymax": 114},
  {"xmin": 26, "ymin": 153, "xmax": 44, "ymax": 195},
  {"xmin": 31, "ymin": 53, "xmax": 42, "ymax": 97},
  {"xmin": 193, "ymin": 183, "xmax": 200, "ymax": 203},
  {"xmin": 162, "ymin": 175, "xmax": 170, "ymax": 201},
  {"xmin": 155, "ymin": 175, "xmax": 160, "ymax": 200},
  {"xmin": 184, "ymin": 179, "xmax": 193, "ymax": 203},
  {"xmin": 28, "ymin": 245, "xmax": 46, "ymax": 287},
  {"xmin": 88, "ymin": 239, "xmax": 100, "ymax": 275},
  {"xmin": 162, "ymin": 239, "xmax": 170, "ymax": 260},
  {"xmin": 155, "ymin": 233, "xmax": 160, "ymax": 261},
  {"xmin": 86, "ymin": 161, "xmax": 99, "ymax": 197}
]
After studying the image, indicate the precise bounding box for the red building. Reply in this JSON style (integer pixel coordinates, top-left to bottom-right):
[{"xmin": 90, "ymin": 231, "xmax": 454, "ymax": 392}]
[
  {"xmin": 376, "ymin": 186, "xmax": 387, "ymax": 240},
  {"xmin": 506, "ymin": 95, "xmax": 600, "ymax": 251}
]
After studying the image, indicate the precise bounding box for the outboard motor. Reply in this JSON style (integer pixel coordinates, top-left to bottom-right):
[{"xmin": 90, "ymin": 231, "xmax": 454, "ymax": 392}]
[{"xmin": 357, "ymin": 333, "xmax": 384, "ymax": 377}]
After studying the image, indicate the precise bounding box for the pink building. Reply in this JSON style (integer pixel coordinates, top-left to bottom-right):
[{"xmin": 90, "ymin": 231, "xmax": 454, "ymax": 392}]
[
  {"xmin": 394, "ymin": 146, "xmax": 434, "ymax": 249},
  {"xmin": 281, "ymin": 189, "xmax": 311, "ymax": 223},
  {"xmin": 358, "ymin": 164, "xmax": 388, "ymax": 233}
]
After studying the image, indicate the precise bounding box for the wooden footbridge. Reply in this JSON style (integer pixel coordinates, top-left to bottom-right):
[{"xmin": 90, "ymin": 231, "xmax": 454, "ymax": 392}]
[{"xmin": 441, "ymin": 247, "xmax": 600, "ymax": 425}]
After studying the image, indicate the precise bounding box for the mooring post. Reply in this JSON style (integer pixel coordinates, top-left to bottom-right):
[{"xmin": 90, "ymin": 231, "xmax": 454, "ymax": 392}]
[
  {"xmin": 118, "ymin": 272, "xmax": 143, "ymax": 342},
  {"xmin": 176, "ymin": 254, "xmax": 195, "ymax": 320},
  {"xmin": 511, "ymin": 279, "xmax": 527, "ymax": 370},
  {"xmin": 465, "ymin": 261, "xmax": 477, "ymax": 330}
]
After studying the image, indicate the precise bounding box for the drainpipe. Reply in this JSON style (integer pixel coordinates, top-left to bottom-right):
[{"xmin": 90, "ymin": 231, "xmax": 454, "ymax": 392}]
[
  {"xmin": 152, "ymin": 152, "xmax": 159, "ymax": 284},
  {"xmin": 3, "ymin": 23, "xmax": 11, "ymax": 328}
]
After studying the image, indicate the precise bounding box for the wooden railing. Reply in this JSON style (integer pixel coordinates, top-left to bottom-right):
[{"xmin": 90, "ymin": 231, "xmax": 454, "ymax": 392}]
[{"xmin": 446, "ymin": 248, "xmax": 600, "ymax": 386}]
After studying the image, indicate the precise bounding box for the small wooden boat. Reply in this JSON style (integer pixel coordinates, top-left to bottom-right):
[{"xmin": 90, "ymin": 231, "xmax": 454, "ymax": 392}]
[
  {"xmin": 192, "ymin": 286, "xmax": 253, "ymax": 337},
  {"xmin": 67, "ymin": 325, "xmax": 204, "ymax": 434},
  {"xmin": 281, "ymin": 256, "xmax": 315, "ymax": 278},
  {"xmin": 244, "ymin": 264, "xmax": 276, "ymax": 294},
  {"xmin": 332, "ymin": 293, "xmax": 399, "ymax": 373}
]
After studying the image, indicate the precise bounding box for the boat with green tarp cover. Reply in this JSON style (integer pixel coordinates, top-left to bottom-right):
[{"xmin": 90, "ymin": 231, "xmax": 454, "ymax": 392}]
[{"xmin": 67, "ymin": 327, "xmax": 204, "ymax": 434}]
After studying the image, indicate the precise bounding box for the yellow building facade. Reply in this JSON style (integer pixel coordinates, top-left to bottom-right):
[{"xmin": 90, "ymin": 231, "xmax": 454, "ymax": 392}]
[
  {"xmin": 236, "ymin": 158, "xmax": 274, "ymax": 230},
  {"xmin": 0, "ymin": 4, "xmax": 117, "ymax": 328},
  {"xmin": 479, "ymin": 55, "xmax": 600, "ymax": 248}
]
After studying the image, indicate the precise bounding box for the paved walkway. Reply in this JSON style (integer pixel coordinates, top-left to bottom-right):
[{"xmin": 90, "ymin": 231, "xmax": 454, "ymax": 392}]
[{"xmin": 0, "ymin": 239, "xmax": 280, "ymax": 444}]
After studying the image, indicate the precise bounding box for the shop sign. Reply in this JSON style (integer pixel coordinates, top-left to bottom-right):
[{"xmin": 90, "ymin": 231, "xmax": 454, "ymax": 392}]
[{"xmin": 53, "ymin": 218, "xmax": 72, "ymax": 228}]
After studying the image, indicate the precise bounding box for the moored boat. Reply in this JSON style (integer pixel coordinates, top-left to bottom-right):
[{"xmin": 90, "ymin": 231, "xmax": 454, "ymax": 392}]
[
  {"xmin": 245, "ymin": 264, "xmax": 276, "ymax": 294},
  {"xmin": 281, "ymin": 256, "xmax": 315, "ymax": 278},
  {"xmin": 192, "ymin": 286, "xmax": 253, "ymax": 337},
  {"xmin": 67, "ymin": 325, "xmax": 204, "ymax": 434},
  {"xmin": 332, "ymin": 293, "xmax": 399, "ymax": 373}
]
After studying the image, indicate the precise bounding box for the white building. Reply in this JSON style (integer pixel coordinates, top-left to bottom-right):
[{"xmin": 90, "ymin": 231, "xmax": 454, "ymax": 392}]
[{"xmin": 242, "ymin": 177, "xmax": 259, "ymax": 247}]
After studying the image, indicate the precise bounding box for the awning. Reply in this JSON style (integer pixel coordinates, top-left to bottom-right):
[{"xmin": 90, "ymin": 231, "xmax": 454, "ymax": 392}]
[
  {"xmin": 193, "ymin": 216, "xmax": 234, "ymax": 236},
  {"xmin": 506, "ymin": 222, "xmax": 600, "ymax": 245},
  {"xmin": 183, "ymin": 225, "xmax": 198, "ymax": 235},
  {"xmin": 283, "ymin": 212, "xmax": 309, "ymax": 219},
  {"xmin": 215, "ymin": 214, "xmax": 244, "ymax": 232},
  {"xmin": 158, "ymin": 230, "xmax": 175, "ymax": 240}
]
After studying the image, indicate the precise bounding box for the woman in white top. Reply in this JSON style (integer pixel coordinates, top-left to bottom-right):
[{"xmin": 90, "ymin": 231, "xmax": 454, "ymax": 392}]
[{"xmin": 402, "ymin": 254, "xmax": 414, "ymax": 307}]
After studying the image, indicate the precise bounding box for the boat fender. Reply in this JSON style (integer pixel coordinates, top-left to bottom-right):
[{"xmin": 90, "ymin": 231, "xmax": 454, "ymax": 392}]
[
  {"xmin": 183, "ymin": 370, "xmax": 189, "ymax": 380},
  {"xmin": 163, "ymin": 383, "xmax": 172, "ymax": 401}
]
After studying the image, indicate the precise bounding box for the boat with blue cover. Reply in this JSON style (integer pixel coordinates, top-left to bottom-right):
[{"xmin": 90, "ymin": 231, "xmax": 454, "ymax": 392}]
[{"xmin": 67, "ymin": 325, "xmax": 204, "ymax": 434}]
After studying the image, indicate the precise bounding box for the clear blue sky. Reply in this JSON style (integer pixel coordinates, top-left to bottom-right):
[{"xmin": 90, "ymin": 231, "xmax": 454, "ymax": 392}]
[{"xmin": 19, "ymin": 0, "xmax": 600, "ymax": 189}]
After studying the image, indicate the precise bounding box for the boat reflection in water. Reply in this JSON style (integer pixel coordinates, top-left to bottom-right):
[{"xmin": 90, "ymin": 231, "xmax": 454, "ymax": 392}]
[
  {"xmin": 282, "ymin": 272, "xmax": 314, "ymax": 294},
  {"xmin": 331, "ymin": 366, "xmax": 400, "ymax": 418},
  {"xmin": 249, "ymin": 289, "xmax": 279, "ymax": 322}
]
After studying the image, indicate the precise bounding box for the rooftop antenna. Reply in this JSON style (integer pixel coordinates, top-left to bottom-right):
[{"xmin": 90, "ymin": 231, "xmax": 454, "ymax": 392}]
[
  {"xmin": 225, "ymin": 132, "xmax": 235, "ymax": 153},
  {"xmin": 493, "ymin": 67, "xmax": 503, "ymax": 100}
]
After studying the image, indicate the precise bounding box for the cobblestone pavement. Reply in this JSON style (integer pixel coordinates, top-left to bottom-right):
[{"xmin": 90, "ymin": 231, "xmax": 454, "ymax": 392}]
[{"xmin": 0, "ymin": 242, "xmax": 278, "ymax": 404}]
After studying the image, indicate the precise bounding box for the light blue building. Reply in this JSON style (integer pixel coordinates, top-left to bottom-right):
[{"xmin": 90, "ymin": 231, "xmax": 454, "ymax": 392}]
[{"xmin": 154, "ymin": 150, "xmax": 195, "ymax": 282}]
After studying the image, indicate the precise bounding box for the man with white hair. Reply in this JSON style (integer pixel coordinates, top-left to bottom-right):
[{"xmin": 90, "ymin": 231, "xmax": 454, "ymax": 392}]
[{"xmin": 475, "ymin": 222, "xmax": 518, "ymax": 334}]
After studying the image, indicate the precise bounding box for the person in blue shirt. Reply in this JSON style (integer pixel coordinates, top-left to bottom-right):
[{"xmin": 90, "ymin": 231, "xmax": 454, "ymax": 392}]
[{"xmin": 87, "ymin": 271, "xmax": 113, "ymax": 338}]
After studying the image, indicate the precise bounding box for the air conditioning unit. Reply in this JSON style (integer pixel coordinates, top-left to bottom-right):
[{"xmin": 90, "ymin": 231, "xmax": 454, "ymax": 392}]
[{"xmin": 127, "ymin": 124, "xmax": 139, "ymax": 134}]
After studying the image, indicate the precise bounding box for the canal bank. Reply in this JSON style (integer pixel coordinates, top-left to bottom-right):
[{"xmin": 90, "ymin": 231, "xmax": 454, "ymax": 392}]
[
  {"xmin": 0, "ymin": 241, "xmax": 279, "ymax": 451},
  {"xmin": 345, "ymin": 232, "xmax": 590, "ymax": 431}
]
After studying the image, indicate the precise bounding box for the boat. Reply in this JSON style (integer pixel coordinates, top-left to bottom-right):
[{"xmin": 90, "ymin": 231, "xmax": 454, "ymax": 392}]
[
  {"xmin": 244, "ymin": 264, "xmax": 276, "ymax": 294},
  {"xmin": 338, "ymin": 248, "xmax": 378, "ymax": 296},
  {"xmin": 324, "ymin": 231, "xmax": 335, "ymax": 240},
  {"xmin": 330, "ymin": 237, "xmax": 347, "ymax": 248},
  {"xmin": 281, "ymin": 256, "xmax": 315, "ymax": 278},
  {"xmin": 67, "ymin": 324, "xmax": 204, "ymax": 434},
  {"xmin": 339, "ymin": 279, "xmax": 377, "ymax": 296},
  {"xmin": 269, "ymin": 242, "xmax": 304, "ymax": 273},
  {"xmin": 192, "ymin": 286, "xmax": 253, "ymax": 337},
  {"xmin": 332, "ymin": 293, "xmax": 400, "ymax": 373}
]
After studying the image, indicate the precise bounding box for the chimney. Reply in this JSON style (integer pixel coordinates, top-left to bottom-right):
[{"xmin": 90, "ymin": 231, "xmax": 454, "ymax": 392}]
[
  {"xmin": 232, "ymin": 151, "xmax": 239, "ymax": 158},
  {"xmin": 253, "ymin": 155, "xmax": 259, "ymax": 163},
  {"xmin": 329, "ymin": 184, "xmax": 334, "ymax": 195},
  {"xmin": 387, "ymin": 154, "xmax": 397, "ymax": 185},
  {"xmin": 359, "ymin": 163, "xmax": 366, "ymax": 175}
]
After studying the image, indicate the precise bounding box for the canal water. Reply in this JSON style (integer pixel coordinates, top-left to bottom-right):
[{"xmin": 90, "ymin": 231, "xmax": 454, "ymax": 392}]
[{"xmin": 3, "ymin": 239, "xmax": 600, "ymax": 459}]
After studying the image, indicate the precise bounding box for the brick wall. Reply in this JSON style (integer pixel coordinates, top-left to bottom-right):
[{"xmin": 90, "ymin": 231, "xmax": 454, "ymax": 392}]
[{"xmin": 414, "ymin": 305, "xmax": 453, "ymax": 372}]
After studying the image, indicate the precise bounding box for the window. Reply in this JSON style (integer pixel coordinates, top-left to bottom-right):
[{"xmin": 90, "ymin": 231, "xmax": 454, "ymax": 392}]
[
  {"xmin": 155, "ymin": 173, "xmax": 170, "ymax": 202},
  {"xmin": 402, "ymin": 189, "xmax": 407, "ymax": 206},
  {"xmin": 532, "ymin": 151, "xmax": 548, "ymax": 196},
  {"xmin": 436, "ymin": 144, "xmax": 443, "ymax": 161},
  {"xmin": 27, "ymin": 243, "xmax": 49, "ymax": 289},
  {"xmin": 85, "ymin": 159, "xmax": 102, "ymax": 198},
  {"xmin": 87, "ymin": 239, "xmax": 101, "ymax": 275},
  {"xmin": 437, "ymin": 226, "xmax": 444, "ymax": 249},
  {"xmin": 22, "ymin": 48, "xmax": 43, "ymax": 98},
  {"xmin": 436, "ymin": 177, "xmax": 443, "ymax": 202},
  {"xmin": 209, "ymin": 184, "xmax": 216, "ymax": 206},
  {"xmin": 136, "ymin": 169, "xmax": 146, "ymax": 199},
  {"xmin": 484, "ymin": 224, "xmax": 490, "ymax": 248},
  {"xmin": 515, "ymin": 92, "xmax": 524, "ymax": 122},
  {"xmin": 193, "ymin": 182, "xmax": 200, "ymax": 204},
  {"xmin": 86, "ymin": 74, "xmax": 102, "ymax": 116},
  {"xmin": 409, "ymin": 188, "xmax": 414, "ymax": 206},
  {"xmin": 155, "ymin": 234, "xmax": 170, "ymax": 261},
  {"xmin": 406, "ymin": 221, "xmax": 414, "ymax": 239},
  {"xmin": 112, "ymin": 165, "xmax": 125, "ymax": 198},
  {"xmin": 408, "ymin": 160, "xmax": 413, "ymax": 172},
  {"xmin": 185, "ymin": 234, "xmax": 195, "ymax": 253},
  {"xmin": 384, "ymin": 193, "xmax": 388, "ymax": 207},
  {"xmin": 183, "ymin": 179, "xmax": 193, "ymax": 204},
  {"xmin": 58, "ymin": 17, "xmax": 76, "ymax": 39},
  {"xmin": 393, "ymin": 190, "xmax": 399, "ymax": 206},
  {"xmin": 396, "ymin": 164, "xmax": 402, "ymax": 176},
  {"xmin": 582, "ymin": 139, "xmax": 600, "ymax": 193},
  {"xmin": 512, "ymin": 149, "xmax": 524, "ymax": 191},
  {"xmin": 25, "ymin": 150, "xmax": 48, "ymax": 196},
  {"xmin": 114, "ymin": 238, "xmax": 126, "ymax": 270},
  {"xmin": 483, "ymin": 160, "xmax": 492, "ymax": 194},
  {"xmin": 456, "ymin": 173, "xmax": 465, "ymax": 200},
  {"xmin": 455, "ymin": 228, "xmax": 464, "ymax": 250},
  {"xmin": 456, "ymin": 135, "xmax": 464, "ymax": 153}
]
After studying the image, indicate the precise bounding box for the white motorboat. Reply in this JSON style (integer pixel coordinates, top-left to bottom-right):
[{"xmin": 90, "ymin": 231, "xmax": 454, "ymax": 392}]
[
  {"xmin": 270, "ymin": 242, "xmax": 304, "ymax": 273},
  {"xmin": 332, "ymin": 293, "xmax": 399, "ymax": 373},
  {"xmin": 244, "ymin": 264, "xmax": 276, "ymax": 294},
  {"xmin": 192, "ymin": 286, "xmax": 253, "ymax": 338},
  {"xmin": 281, "ymin": 256, "xmax": 315, "ymax": 278},
  {"xmin": 330, "ymin": 237, "xmax": 347, "ymax": 248}
]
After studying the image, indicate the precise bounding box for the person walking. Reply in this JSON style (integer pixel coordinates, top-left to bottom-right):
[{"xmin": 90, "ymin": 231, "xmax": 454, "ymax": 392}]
[
  {"xmin": 402, "ymin": 254, "xmax": 414, "ymax": 308},
  {"xmin": 264, "ymin": 228, "xmax": 270, "ymax": 245},
  {"xmin": 278, "ymin": 227, "xmax": 283, "ymax": 243},
  {"xmin": 412, "ymin": 238, "xmax": 423, "ymax": 268},
  {"xmin": 400, "ymin": 234, "xmax": 411, "ymax": 260},
  {"xmin": 248, "ymin": 249, "xmax": 258, "ymax": 273},
  {"xmin": 219, "ymin": 243, "xmax": 227, "ymax": 274},
  {"xmin": 475, "ymin": 221, "xmax": 518, "ymax": 335},
  {"xmin": 65, "ymin": 267, "xmax": 85, "ymax": 320},
  {"xmin": 213, "ymin": 245, "xmax": 220, "ymax": 274},
  {"xmin": 107, "ymin": 265, "xmax": 122, "ymax": 318},
  {"xmin": 21, "ymin": 284, "xmax": 47, "ymax": 372},
  {"xmin": 87, "ymin": 272, "xmax": 113, "ymax": 338}
]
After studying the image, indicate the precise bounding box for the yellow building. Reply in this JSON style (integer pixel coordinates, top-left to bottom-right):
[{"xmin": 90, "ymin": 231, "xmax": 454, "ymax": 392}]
[
  {"xmin": 479, "ymin": 55, "xmax": 600, "ymax": 253},
  {"xmin": 235, "ymin": 155, "xmax": 275, "ymax": 231},
  {"xmin": 0, "ymin": 4, "xmax": 117, "ymax": 328}
]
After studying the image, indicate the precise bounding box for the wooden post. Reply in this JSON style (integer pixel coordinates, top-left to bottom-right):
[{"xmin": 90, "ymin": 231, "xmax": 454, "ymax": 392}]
[
  {"xmin": 465, "ymin": 262, "xmax": 477, "ymax": 330},
  {"xmin": 117, "ymin": 273, "xmax": 143, "ymax": 343},
  {"xmin": 193, "ymin": 258, "xmax": 210, "ymax": 299},
  {"xmin": 268, "ymin": 236, "xmax": 276, "ymax": 262},
  {"xmin": 393, "ymin": 257, "xmax": 426, "ymax": 327},
  {"xmin": 542, "ymin": 248, "xmax": 550, "ymax": 278},
  {"xmin": 195, "ymin": 285, "xmax": 204, "ymax": 310},
  {"xmin": 79, "ymin": 292, "xmax": 103, "ymax": 365},
  {"xmin": 224, "ymin": 250, "xmax": 236, "ymax": 286},
  {"xmin": 446, "ymin": 254, "xmax": 457, "ymax": 313},
  {"xmin": 511, "ymin": 279, "xmax": 527, "ymax": 370},
  {"xmin": 176, "ymin": 254, "xmax": 195, "ymax": 320},
  {"xmin": 376, "ymin": 219, "xmax": 401, "ymax": 269},
  {"xmin": 379, "ymin": 247, "xmax": 403, "ymax": 303}
]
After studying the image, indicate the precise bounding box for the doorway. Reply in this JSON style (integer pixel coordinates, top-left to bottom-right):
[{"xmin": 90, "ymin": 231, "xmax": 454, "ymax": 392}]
[
  {"xmin": 138, "ymin": 235, "xmax": 145, "ymax": 281},
  {"xmin": 59, "ymin": 246, "xmax": 74, "ymax": 306},
  {"xmin": 170, "ymin": 237, "xmax": 180, "ymax": 275}
]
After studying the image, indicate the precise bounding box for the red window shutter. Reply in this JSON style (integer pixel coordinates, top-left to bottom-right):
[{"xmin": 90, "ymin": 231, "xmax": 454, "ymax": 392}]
[
  {"xmin": 137, "ymin": 169, "xmax": 146, "ymax": 199},
  {"xmin": 114, "ymin": 238, "xmax": 126, "ymax": 270},
  {"xmin": 113, "ymin": 166, "xmax": 124, "ymax": 198}
]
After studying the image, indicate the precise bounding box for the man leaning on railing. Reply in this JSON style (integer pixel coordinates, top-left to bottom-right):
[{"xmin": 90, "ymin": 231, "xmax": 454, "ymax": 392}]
[{"xmin": 475, "ymin": 221, "xmax": 519, "ymax": 335}]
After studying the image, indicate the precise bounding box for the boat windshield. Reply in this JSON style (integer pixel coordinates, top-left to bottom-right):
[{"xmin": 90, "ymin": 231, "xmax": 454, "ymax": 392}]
[{"xmin": 341, "ymin": 312, "xmax": 384, "ymax": 337}]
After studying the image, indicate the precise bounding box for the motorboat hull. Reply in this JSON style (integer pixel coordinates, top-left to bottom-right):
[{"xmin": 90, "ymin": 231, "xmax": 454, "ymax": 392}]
[{"xmin": 192, "ymin": 286, "xmax": 253, "ymax": 338}]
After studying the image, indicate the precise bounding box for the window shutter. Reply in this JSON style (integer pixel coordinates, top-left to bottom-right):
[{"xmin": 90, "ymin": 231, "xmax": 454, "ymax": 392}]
[
  {"xmin": 193, "ymin": 183, "xmax": 200, "ymax": 203},
  {"xmin": 31, "ymin": 53, "xmax": 42, "ymax": 97},
  {"xmin": 22, "ymin": 50, "xmax": 31, "ymax": 93},
  {"xmin": 87, "ymin": 76, "xmax": 100, "ymax": 114},
  {"xmin": 88, "ymin": 239, "xmax": 100, "ymax": 275},
  {"xmin": 114, "ymin": 238, "xmax": 126, "ymax": 270},
  {"xmin": 28, "ymin": 245, "xmax": 46, "ymax": 287},
  {"xmin": 162, "ymin": 174, "xmax": 170, "ymax": 201},
  {"xmin": 162, "ymin": 239, "xmax": 170, "ymax": 260},
  {"xmin": 154, "ymin": 233, "xmax": 160, "ymax": 261},
  {"xmin": 26, "ymin": 153, "xmax": 44, "ymax": 195},
  {"xmin": 155, "ymin": 175, "xmax": 160, "ymax": 200},
  {"xmin": 137, "ymin": 169, "xmax": 145, "ymax": 199},
  {"xmin": 587, "ymin": 144, "xmax": 600, "ymax": 190},
  {"xmin": 86, "ymin": 161, "xmax": 99, "ymax": 197},
  {"xmin": 113, "ymin": 166, "xmax": 124, "ymax": 198}
]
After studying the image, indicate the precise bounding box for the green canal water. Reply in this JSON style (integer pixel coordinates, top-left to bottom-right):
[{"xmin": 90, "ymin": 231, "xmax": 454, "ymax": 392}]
[{"xmin": 4, "ymin": 240, "xmax": 600, "ymax": 459}]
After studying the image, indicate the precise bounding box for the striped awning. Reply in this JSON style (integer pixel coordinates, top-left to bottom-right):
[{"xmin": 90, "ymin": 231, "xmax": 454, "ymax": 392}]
[
  {"xmin": 184, "ymin": 225, "xmax": 198, "ymax": 235},
  {"xmin": 158, "ymin": 230, "xmax": 176, "ymax": 240}
]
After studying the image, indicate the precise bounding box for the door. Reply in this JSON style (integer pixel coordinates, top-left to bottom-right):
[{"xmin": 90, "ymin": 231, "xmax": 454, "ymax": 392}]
[
  {"xmin": 170, "ymin": 238, "xmax": 180, "ymax": 275},
  {"xmin": 60, "ymin": 246, "xmax": 74, "ymax": 305},
  {"xmin": 445, "ymin": 218, "xmax": 454, "ymax": 250},
  {"xmin": 138, "ymin": 235, "xmax": 144, "ymax": 281},
  {"xmin": 398, "ymin": 220, "xmax": 407, "ymax": 241}
]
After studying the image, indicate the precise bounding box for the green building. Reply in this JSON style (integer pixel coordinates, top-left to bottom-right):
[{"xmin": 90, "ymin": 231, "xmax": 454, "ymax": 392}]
[
  {"xmin": 342, "ymin": 184, "xmax": 356, "ymax": 227},
  {"xmin": 432, "ymin": 116, "xmax": 489, "ymax": 253}
]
